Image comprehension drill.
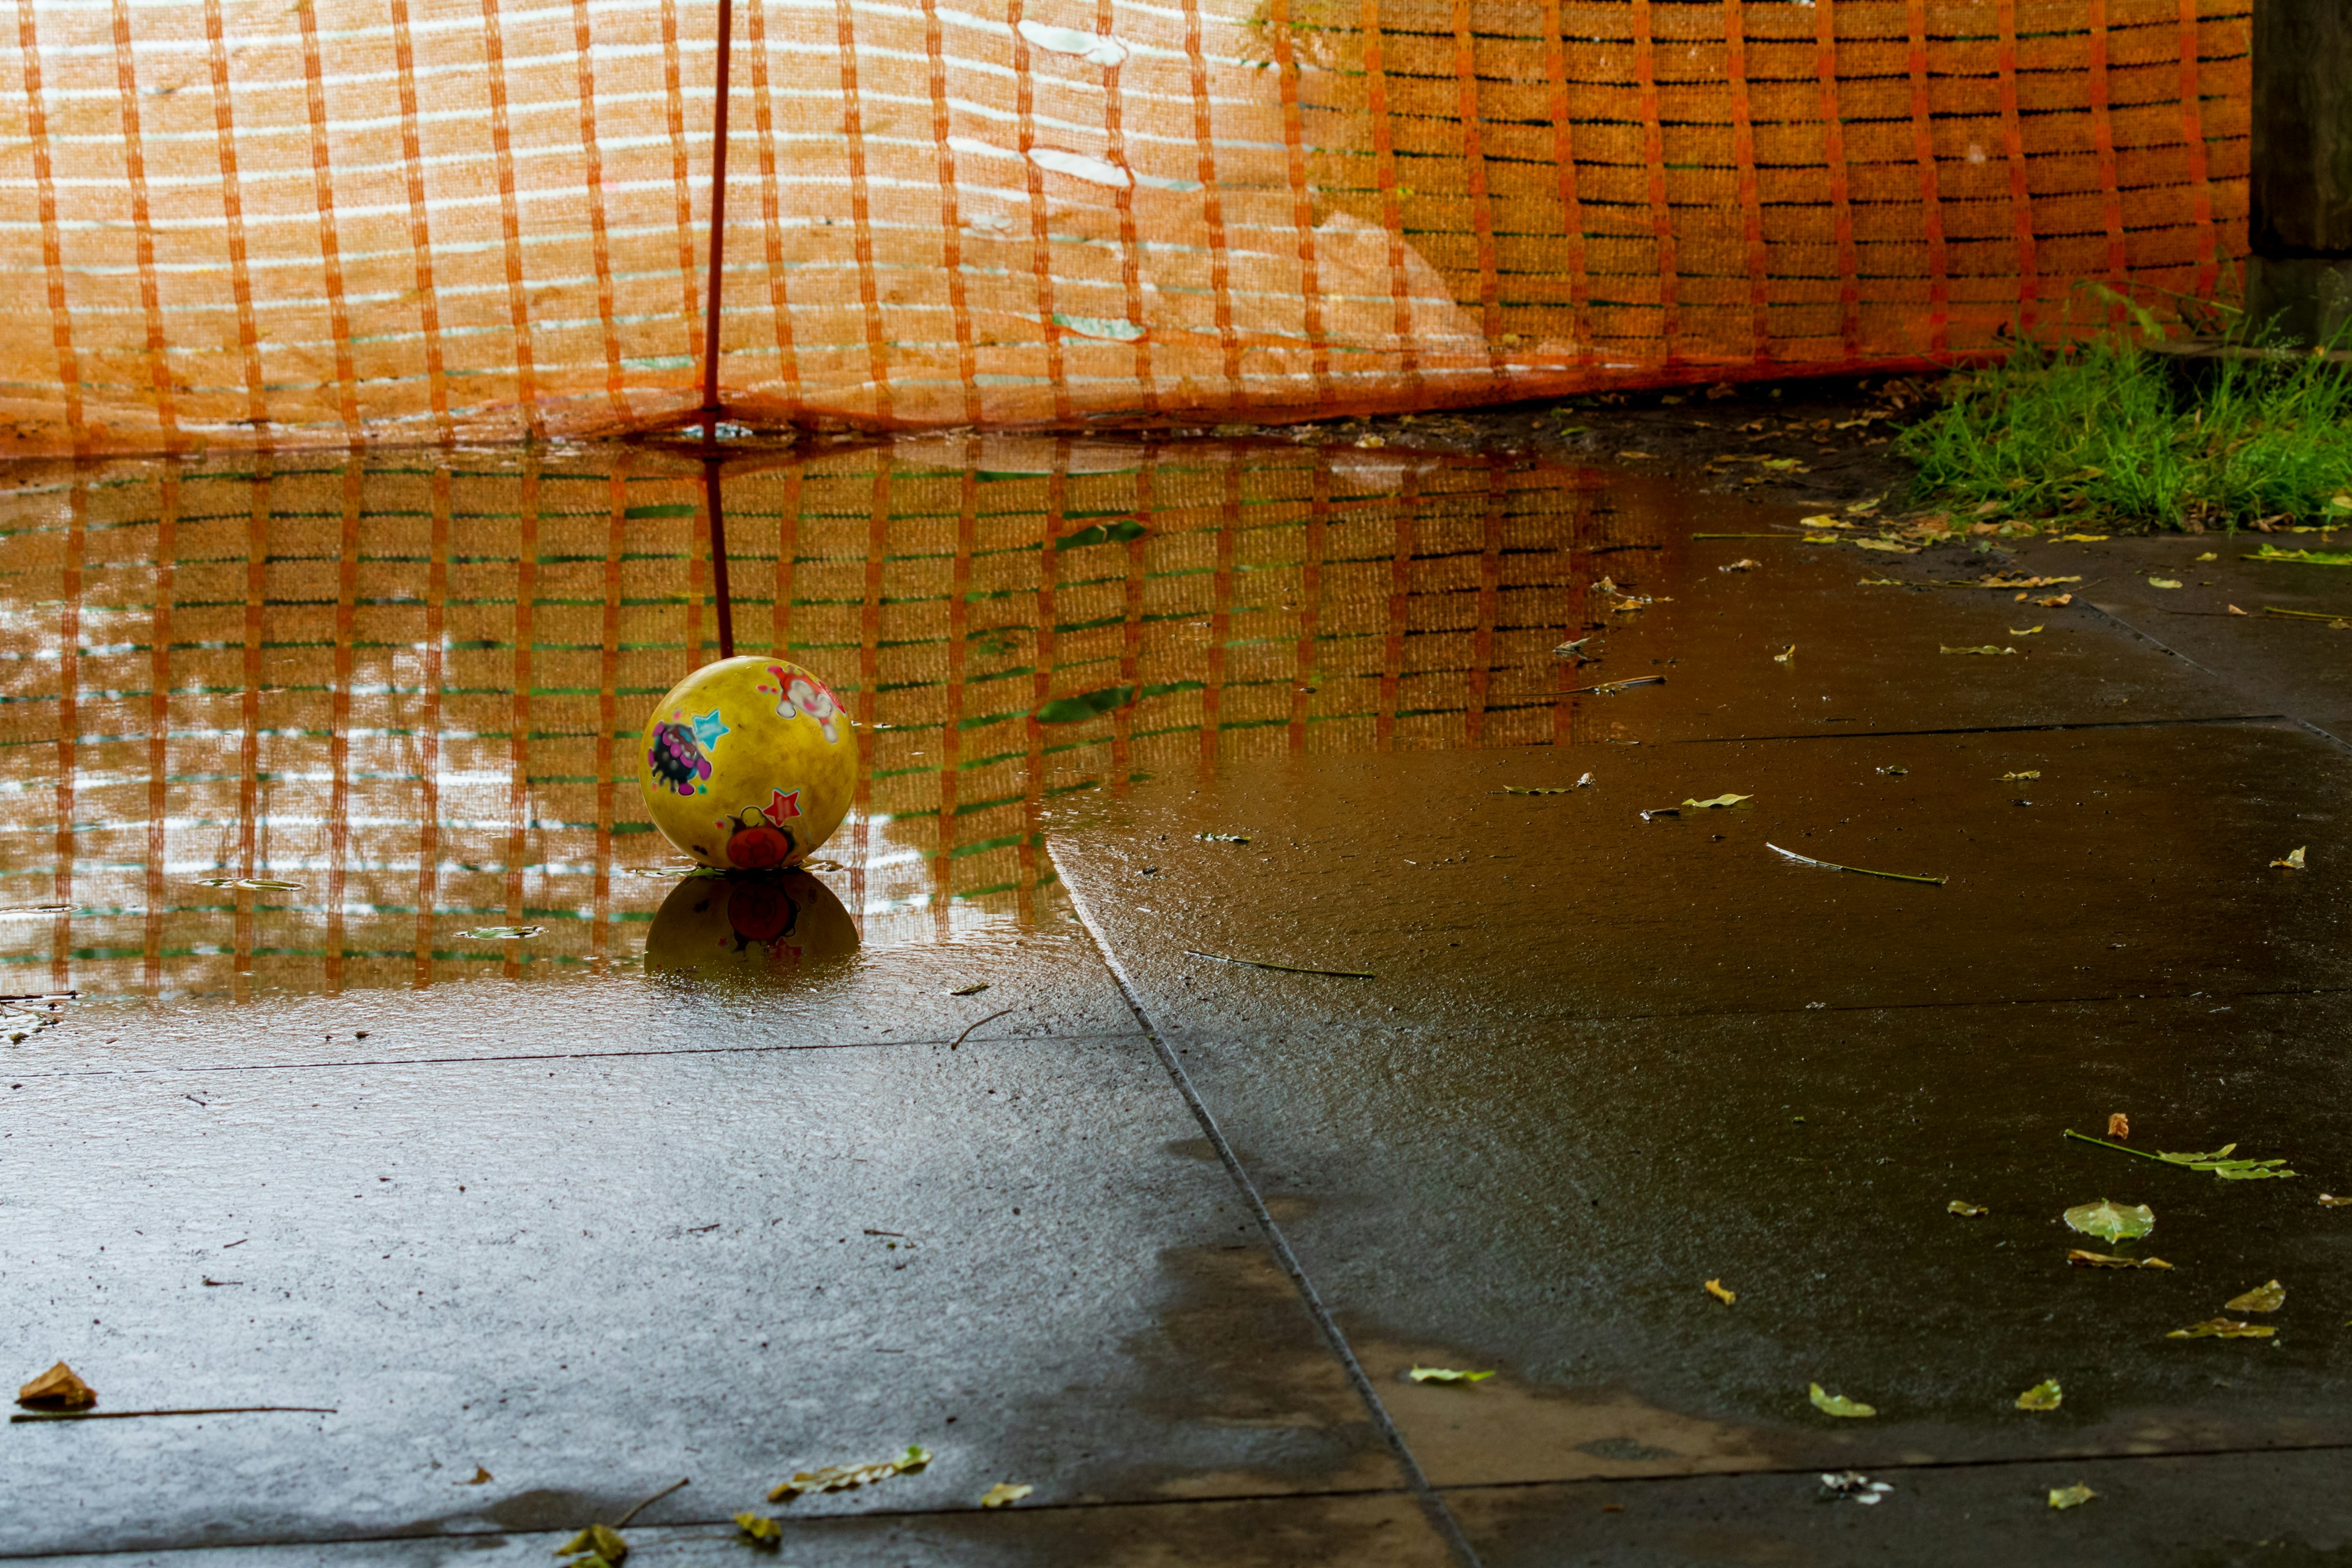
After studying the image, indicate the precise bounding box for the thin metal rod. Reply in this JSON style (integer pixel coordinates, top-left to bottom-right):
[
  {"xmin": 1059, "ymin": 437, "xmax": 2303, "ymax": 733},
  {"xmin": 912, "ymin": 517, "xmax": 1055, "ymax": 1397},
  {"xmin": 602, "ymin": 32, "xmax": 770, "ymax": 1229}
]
[
  {"xmin": 699, "ymin": 0, "xmax": 734, "ymax": 423},
  {"xmin": 705, "ymin": 459, "xmax": 734, "ymax": 660}
]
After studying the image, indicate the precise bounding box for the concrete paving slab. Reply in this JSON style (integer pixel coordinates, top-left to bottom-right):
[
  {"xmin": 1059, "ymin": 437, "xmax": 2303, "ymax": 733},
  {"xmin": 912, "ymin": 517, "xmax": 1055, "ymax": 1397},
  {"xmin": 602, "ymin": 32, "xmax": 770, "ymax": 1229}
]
[
  {"xmin": 0, "ymin": 1492, "xmax": 1455, "ymax": 1568},
  {"xmin": 0, "ymin": 1034, "xmax": 1400, "ymax": 1556},
  {"xmin": 1450, "ymin": 1448, "xmax": 2351, "ymax": 1566},
  {"xmin": 2010, "ymin": 533, "xmax": 2352, "ymax": 741},
  {"xmin": 1044, "ymin": 723, "xmax": 2352, "ymax": 1028}
]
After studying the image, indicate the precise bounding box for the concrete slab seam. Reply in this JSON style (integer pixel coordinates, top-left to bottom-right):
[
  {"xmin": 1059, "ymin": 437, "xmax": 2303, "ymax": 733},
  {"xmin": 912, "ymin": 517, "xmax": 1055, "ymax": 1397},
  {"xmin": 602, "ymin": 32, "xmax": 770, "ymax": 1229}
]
[
  {"xmin": 2079, "ymin": 597, "xmax": 2352, "ymax": 756},
  {"xmin": 1046, "ymin": 840, "xmax": 1487, "ymax": 1568}
]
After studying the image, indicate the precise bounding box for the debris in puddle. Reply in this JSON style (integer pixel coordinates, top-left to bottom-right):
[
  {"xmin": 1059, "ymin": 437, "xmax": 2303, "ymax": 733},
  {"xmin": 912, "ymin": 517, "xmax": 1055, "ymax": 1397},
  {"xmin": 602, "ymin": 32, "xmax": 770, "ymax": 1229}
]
[
  {"xmin": 950, "ymin": 1007, "xmax": 1016, "ymax": 1050},
  {"xmin": 1720, "ymin": 558, "xmax": 1762, "ymax": 572},
  {"xmin": 1182, "ymin": 949, "xmax": 1374, "ymax": 979},
  {"xmin": 1999, "ymin": 771, "xmax": 2041, "ymax": 781},
  {"xmin": 771, "ymin": 1447, "xmax": 927, "ymax": 1501},
  {"xmin": 1551, "ymin": 638, "xmax": 1590, "ymax": 660},
  {"xmin": 1034, "ymin": 685, "xmax": 1137, "ymax": 724},
  {"xmin": 1767, "ymin": 842, "xmax": 1947, "ymax": 886},
  {"xmin": 458, "ymin": 926, "xmax": 543, "ymax": 941},
  {"xmin": 1876, "ymin": 764, "xmax": 1907, "ymax": 776},
  {"xmin": 1703, "ymin": 1278, "xmax": 1736, "ymax": 1305},
  {"xmin": 1681, "ymin": 794, "xmax": 1750, "ymax": 809},
  {"xmin": 1640, "ymin": 807, "xmax": 1681, "ymax": 821},
  {"xmin": 2320, "ymin": 1193, "xmax": 2352, "ymax": 1207},
  {"xmin": 15, "ymin": 1362, "xmax": 94, "ymax": 1410},
  {"xmin": 734, "ymin": 1512, "xmax": 783, "ymax": 1545},
  {"xmin": 621, "ymin": 865, "xmax": 707, "ymax": 880},
  {"xmin": 1563, "ymin": 676, "xmax": 1667, "ymax": 696},
  {"xmin": 2062, "ymin": 1199, "xmax": 2155, "ymax": 1243},
  {"xmin": 2108, "ymin": 1112, "xmax": 2130, "ymax": 1140},
  {"xmin": 1500, "ymin": 777, "xmax": 1592, "ymax": 795},
  {"xmin": 2166, "ymin": 1317, "xmax": 2274, "ymax": 1340},
  {"xmin": 981, "ymin": 1483, "xmax": 1035, "ymax": 1507},
  {"xmin": 2015, "ymin": 1379, "xmax": 2064, "ymax": 1411},
  {"xmin": 1408, "ymin": 1366, "xmax": 1494, "ymax": 1384},
  {"xmin": 1947, "ymin": 1200, "xmax": 1988, "ymax": 1216},
  {"xmin": 194, "ymin": 876, "xmax": 304, "ymax": 891},
  {"xmin": 1773, "ymin": 646, "xmax": 1794, "ymax": 663},
  {"xmin": 1807, "ymin": 1383, "xmax": 1875, "ymax": 1419},
  {"xmin": 2271, "ymin": 847, "xmax": 2308, "ymax": 870},
  {"xmin": 2063, "ymin": 1129, "xmax": 2296, "ymax": 1180},
  {"xmin": 949, "ymin": 983, "xmax": 990, "ymax": 997},
  {"xmin": 1817, "ymin": 1471, "xmax": 1893, "ymax": 1505},
  {"xmin": 0, "ymin": 903, "xmax": 71, "ymax": 918},
  {"xmin": 1941, "ymin": 644, "xmax": 2016, "ymax": 655},
  {"xmin": 1591, "ymin": 578, "xmax": 1619, "ymax": 594},
  {"xmin": 2223, "ymin": 1280, "xmax": 2285, "ymax": 1313},
  {"xmin": 2047, "ymin": 1483, "xmax": 2097, "ymax": 1510},
  {"xmin": 2067, "ymin": 1249, "xmax": 2172, "ymax": 1270},
  {"xmin": 1196, "ymin": 832, "xmax": 1250, "ymax": 844},
  {"xmin": 461, "ymin": 1467, "xmax": 494, "ymax": 1485}
]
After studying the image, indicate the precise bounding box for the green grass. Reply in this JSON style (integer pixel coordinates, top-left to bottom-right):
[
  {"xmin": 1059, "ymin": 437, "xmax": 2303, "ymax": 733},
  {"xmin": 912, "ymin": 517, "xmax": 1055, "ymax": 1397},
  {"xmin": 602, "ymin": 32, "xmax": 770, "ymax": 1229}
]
[{"xmin": 1896, "ymin": 334, "xmax": 2352, "ymax": 532}]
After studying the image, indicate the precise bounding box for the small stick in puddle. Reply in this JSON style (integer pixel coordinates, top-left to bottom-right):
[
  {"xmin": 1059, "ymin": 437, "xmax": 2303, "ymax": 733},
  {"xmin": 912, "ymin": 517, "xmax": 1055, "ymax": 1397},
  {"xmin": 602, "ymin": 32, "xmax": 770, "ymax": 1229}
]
[
  {"xmin": 1184, "ymin": 950, "xmax": 1375, "ymax": 979},
  {"xmin": 1766, "ymin": 842, "xmax": 1947, "ymax": 886},
  {"xmin": 13, "ymin": 1405, "xmax": 336, "ymax": 1423},
  {"xmin": 1561, "ymin": 676, "xmax": 1666, "ymax": 697},
  {"xmin": 950, "ymin": 1007, "xmax": 1016, "ymax": 1050}
]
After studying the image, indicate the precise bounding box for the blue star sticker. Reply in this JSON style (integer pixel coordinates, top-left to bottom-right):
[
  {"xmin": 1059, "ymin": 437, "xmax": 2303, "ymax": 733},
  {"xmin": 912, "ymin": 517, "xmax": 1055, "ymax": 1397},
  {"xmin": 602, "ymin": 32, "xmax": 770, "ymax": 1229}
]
[{"xmin": 690, "ymin": 709, "xmax": 731, "ymax": 749}]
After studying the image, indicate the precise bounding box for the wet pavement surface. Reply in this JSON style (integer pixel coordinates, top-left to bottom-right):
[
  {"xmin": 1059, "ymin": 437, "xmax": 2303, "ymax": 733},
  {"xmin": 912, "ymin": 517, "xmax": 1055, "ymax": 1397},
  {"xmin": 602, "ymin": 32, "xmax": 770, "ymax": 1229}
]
[{"xmin": 4, "ymin": 441, "xmax": 2349, "ymax": 1565}]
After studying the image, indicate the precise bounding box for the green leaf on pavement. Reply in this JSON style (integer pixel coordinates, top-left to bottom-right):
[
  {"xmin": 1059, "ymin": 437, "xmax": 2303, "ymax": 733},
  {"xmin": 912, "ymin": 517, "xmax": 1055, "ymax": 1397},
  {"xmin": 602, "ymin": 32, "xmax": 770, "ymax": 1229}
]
[
  {"xmin": 2067, "ymin": 1249, "xmax": 2172, "ymax": 1270},
  {"xmin": 2015, "ymin": 1379, "xmax": 2063, "ymax": 1411},
  {"xmin": 1409, "ymin": 1366, "xmax": 1494, "ymax": 1384},
  {"xmin": 1947, "ymin": 1200, "xmax": 1987, "ymax": 1216},
  {"xmin": 2062, "ymin": 1199, "xmax": 2154, "ymax": 1243},
  {"xmin": 2166, "ymin": 1317, "xmax": 2275, "ymax": 1340},
  {"xmin": 980, "ymin": 1483, "xmax": 1034, "ymax": 1508},
  {"xmin": 1681, "ymin": 793, "xmax": 1751, "ymax": 809},
  {"xmin": 1807, "ymin": 1382, "xmax": 1875, "ymax": 1418},
  {"xmin": 2223, "ymin": 1280, "xmax": 2285, "ymax": 1313},
  {"xmin": 2047, "ymin": 1483, "xmax": 2097, "ymax": 1510}
]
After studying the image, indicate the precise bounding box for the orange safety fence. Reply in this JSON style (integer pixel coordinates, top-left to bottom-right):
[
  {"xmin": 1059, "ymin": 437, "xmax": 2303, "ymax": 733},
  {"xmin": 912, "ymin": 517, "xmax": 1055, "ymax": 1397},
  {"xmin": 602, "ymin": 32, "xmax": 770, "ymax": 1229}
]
[{"xmin": 0, "ymin": 0, "xmax": 2247, "ymax": 454}]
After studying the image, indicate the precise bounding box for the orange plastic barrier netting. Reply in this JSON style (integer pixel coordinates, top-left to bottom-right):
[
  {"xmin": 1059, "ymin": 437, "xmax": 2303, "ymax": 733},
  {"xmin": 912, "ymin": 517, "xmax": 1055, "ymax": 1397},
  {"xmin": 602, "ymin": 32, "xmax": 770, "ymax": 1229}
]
[{"xmin": 1, "ymin": 0, "xmax": 2246, "ymax": 453}]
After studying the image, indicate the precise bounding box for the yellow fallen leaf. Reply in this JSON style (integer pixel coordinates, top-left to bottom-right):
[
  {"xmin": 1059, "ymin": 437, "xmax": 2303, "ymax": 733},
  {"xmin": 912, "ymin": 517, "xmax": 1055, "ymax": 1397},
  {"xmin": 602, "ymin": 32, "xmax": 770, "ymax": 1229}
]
[
  {"xmin": 734, "ymin": 1513, "xmax": 782, "ymax": 1544},
  {"xmin": 1941, "ymin": 645, "xmax": 2016, "ymax": 656},
  {"xmin": 2015, "ymin": 1378, "xmax": 2062, "ymax": 1411},
  {"xmin": 15, "ymin": 1362, "xmax": 95, "ymax": 1410},
  {"xmin": 1947, "ymin": 1200, "xmax": 1987, "ymax": 1216},
  {"xmin": 556, "ymin": 1525, "xmax": 627, "ymax": 1564},
  {"xmin": 2229, "ymin": 604, "xmax": 2248, "ymax": 615},
  {"xmin": 1617, "ymin": 450, "xmax": 1654, "ymax": 460},
  {"xmin": 1855, "ymin": 538, "xmax": 1916, "ymax": 554},
  {"xmin": 1807, "ymin": 1382, "xmax": 1875, "ymax": 1418},
  {"xmin": 1721, "ymin": 557, "xmax": 1762, "ymax": 572},
  {"xmin": 2196, "ymin": 552, "xmax": 2218, "ymax": 562},
  {"xmin": 2166, "ymin": 1317, "xmax": 2274, "ymax": 1339},
  {"xmin": 2319, "ymin": 1193, "xmax": 2351, "ymax": 1206},
  {"xmin": 2048, "ymin": 1483, "xmax": 2097, "ymax": 1510},
  {"xmin": 2056, "ymin": 533, "xmax": 2109, "ymax": 543},
  {"xmin": 981, "ymin": 1483, "xmax": 1034, "ymax": 1509},
  {"xmin": 461, "ymin": 1467, "xmax": 494, "ymax": 1486},
  {"xmin": 2037, "ymin": 593, "xmax": 2073, "ymax": 607},
  {"xmin": 2148, "ymin": 577, "xmax": 2182, "ymax": 589},
  {"xmin": 769, "ymin": 1446, "xmax": 931, "ymax": 1502},
  {"xmin": 1999, "ymin": 771, "xmax": 2040, "ymax": 781},
  {"xmin": 2067, "ymin": 1249, "xmax": 2173, "ymax": 1270},
  {"xmin": 1409, "ymin": 1366, "xmax": 1495, "ymax": 1384},
  {"xmin": 1800, "ymin": 514, "xmax": 1845, "ymax": 528},
  {"xmin": 1682, "ymin": 794, "xmax": 1751, "ymax": 809},
  {"xmin": 2008, "ymin": 625, "xmax": 2044, "ymax": 636},
  {"xmin": 2108, "ymin": 1112, "xmax": 2130, "ymax": 1140},
  {"xmin": 1773, "ymin": 646, "xmax": 1795, "ymax": 663},
  {"xmin": 2223, "ymin": 1279, "xmax": 2285, "ymax": 1313},
  {"xmin": 1705, "ymin": 1278, "xmax": 1736, "ymax": 1305},
  {"xmin": 2272, "ymin": 847, "xmax": 2307, "ymax": 870}
]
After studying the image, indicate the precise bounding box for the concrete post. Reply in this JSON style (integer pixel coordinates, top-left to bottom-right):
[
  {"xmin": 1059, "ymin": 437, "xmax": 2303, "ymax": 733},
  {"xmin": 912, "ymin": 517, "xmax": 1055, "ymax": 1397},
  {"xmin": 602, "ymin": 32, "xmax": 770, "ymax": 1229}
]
[{"xmin": 2246, "ymin": 0, "xmax": 2352, "ymax": 344}]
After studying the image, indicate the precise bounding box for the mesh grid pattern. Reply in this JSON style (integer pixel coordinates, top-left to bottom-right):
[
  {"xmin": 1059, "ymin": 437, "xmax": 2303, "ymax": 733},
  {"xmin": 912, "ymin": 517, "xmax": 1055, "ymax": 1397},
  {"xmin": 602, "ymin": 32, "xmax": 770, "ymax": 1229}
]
[{"xmin": 0, "ymin": 0, "xmax": 2246, "ymax": 452}]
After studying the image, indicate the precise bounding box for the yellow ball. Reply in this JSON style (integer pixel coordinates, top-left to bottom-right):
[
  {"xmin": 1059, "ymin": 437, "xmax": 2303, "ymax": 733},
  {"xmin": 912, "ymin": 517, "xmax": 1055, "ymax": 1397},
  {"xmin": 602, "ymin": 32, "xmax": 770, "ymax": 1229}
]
[{"xmin": 638, "ymin": 656, "xmax": 857, "ymax": 870}]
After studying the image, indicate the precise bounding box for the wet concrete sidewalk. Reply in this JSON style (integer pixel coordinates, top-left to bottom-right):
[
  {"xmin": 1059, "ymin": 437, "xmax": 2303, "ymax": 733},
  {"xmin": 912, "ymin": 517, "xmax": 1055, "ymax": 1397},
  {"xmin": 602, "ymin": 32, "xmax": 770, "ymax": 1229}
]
[{"xmin": 3, "ymin": 441, "xmax": 2348, "ymax": 1566}]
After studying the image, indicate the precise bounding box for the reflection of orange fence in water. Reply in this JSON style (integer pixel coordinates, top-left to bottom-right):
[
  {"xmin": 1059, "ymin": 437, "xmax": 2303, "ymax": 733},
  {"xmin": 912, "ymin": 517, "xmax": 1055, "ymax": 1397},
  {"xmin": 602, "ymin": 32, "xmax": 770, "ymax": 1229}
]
[
  {"xmin": 0, "ymin": 442, "xmax": 1638, "ymax": 996},
  {"xmin": 0, "ymin": 0, "xmax": 2245, "ymax": 452}
]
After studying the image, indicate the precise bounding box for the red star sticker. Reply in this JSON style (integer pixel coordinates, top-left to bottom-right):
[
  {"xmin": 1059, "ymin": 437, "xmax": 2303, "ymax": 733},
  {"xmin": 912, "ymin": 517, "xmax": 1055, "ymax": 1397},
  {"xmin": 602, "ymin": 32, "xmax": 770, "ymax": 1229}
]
[{"xmin": 761, "ymin": 788, "xmax": 803, "ymax": 826}]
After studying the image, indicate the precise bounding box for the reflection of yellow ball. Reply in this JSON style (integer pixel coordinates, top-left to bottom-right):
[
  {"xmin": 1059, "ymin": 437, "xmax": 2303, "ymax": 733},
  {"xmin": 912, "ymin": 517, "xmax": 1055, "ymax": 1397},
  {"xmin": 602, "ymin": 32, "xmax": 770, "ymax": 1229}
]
[
  {"xmin": 643, "ymin": 870, "xmax": 861, "ymax": 982},
  {"xmin": 638, "ymin": 656, "xmax": 856, "ymax": 870}
]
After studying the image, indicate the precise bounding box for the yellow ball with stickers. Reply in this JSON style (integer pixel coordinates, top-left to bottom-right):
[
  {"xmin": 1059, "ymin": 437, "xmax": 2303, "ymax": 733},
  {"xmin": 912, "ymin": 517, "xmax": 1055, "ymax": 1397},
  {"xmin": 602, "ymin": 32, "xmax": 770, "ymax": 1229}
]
[{"xmin": 638, "ymin": 656, "xmax": 856, "ymax": 871}]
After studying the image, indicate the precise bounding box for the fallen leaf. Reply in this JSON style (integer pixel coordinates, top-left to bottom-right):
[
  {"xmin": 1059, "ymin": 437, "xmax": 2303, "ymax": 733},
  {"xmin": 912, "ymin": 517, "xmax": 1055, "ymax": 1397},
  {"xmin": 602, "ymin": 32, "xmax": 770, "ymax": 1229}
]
[
  {"xmin": 1877, "ymin": 765, "xmax": 1908, "ymax": 777},
  {"xmin": 2063, "ymin": 1199, "xmax": 2154, "ymax": 1243},
  {"xmin": 769, "ymin": 1446, "xmax": 932, "ymax": 1502},
  {"xmin": 1807, "ymin": 1382, "xmax": 1875, "ymax": 1419},
  {"xmin": 2229, "ymin": 604, "xmax": 2248, "ymax": 615},
  {"xmin": 1940, "ymin": 645, "xmax": 2016, "ymax": 655},
  {"xmin": 1962, "ymin": 573, "xmax": 2081, "ymax": 590},
  {"xmin": 2148, "ymin": 578, "xmax": 2183, "ymax": 589},
  {"xmin": 1590, "ymin": 577, "xmax": 1619, "ymax": 594},
  {"xmin": 2247, "ymin": 545, "xmax": 2352, "ymax": 567},
  {"xmin": 555, "ymin": 1525, "xmax": 628, "ymax": 1564},
  {"xmin": 981, "ymin": 1483, "xmax": 1034, "ymax": 1509},
  {"xmin": 1768, "ymin": 841, "xmax": 1946, "ymax": 886},
  {"xmin": 2038, "ymin": 594, "xmax": 2074, "ymax": 607},
  {"xmin": 2067, "ymin": 1249, "xmax": 2173, "ymax": 1270},
  {"xmin": 2000, "ymin": 771, "xmax": 2041, "ymax": 781},
  {"xmin": 1721, "ymin": 559, "xmax": 1762, "ymax": 573},
  {"xmin": 16, "ymin": 1362, "xmax": 96, "ymax": 1410},
  {"xmin": 734, "ymin": 1513, "xmax": 782, "ymax": 1544},
  {"xmin": 1502, "ymin": 780, "xmax": 1591, "ymax": 795},
  {"xmin": 1409, "ymin": 1366, "xmax": 1494, "ymax": 1384},
  {"xmin": 1800, "ymin": 514, "xmax": 1844, "ymax": 528},
  {"xmin": 1947, "ymin": 1200, "xmax": 1988, "ymax": 1216},
  {"xmin": 2048, "ymin": 1483, "xmax": 2097, "ymax": 1510},
  {"xmin": 1196, "ymin": 832, "xmax": 1250, "ymax": 843},
  {"xmin": 2166, "ymin": 1317, "xmax": 2274, "ymax": 1340},
  {"xmin": 2223, "ymin": 1279, "xmax": 2285, "ymax": 1313},
  {"xmin": 2321, "ymin": 1193, "xmax": 2351, "ymax": 1206},
  {"xmin": 1681, "ymin": 794, "xmax": 1751, "ymax": 809},
  {"xmin": 2008, "ymin": 625, "xmax": 2045, "ymax": 636},
  {"xmin": 461, "ymin": 1466, "xmax": 494, "ymax": 1486},
  {"xmin": 459, "ymin": 926, "xmax": 542, "ymax": 941},
  {"xmin": 950, "ymin": 983, "xmax": 990, "ymax": 997},
  {"xmin": 1704, "ymin": 1278, "xmax": 1736, "ymax": 1305},
  {"xmin": 2154, "ymin": 1143, "xmax": 2297, "ymax": 1180},
  {"xmin": 2272, "ymin": 847, "xmax": 2307, "ymax": 870},
  {"xmin": 1761, "ymin": 457, "xmax": 1807, "ymax": 472},
  {"xmin": 2056, "ymin": 533, "xmax": 2109, "ymax": 543},
  {"xmin": 1552, "ymin": 638, "xmax": 1589, "ymax": 659},
  {"xmin": 2108, "ymin": 1112, "xmax": 2130, "ymax": 1140},
  {"xmin": 2015, "ymin": 1379, "xmax": 2063, "ymax": 1411},
  {"xmin": 1773, "ymin": 646, "xmax": 1794, "ymax": 663},
  {"xmin": 1854, "ymin": 538, "xmax": 1915, "ymax": 553},
  {"xmin": 2196, "ymin": 552, "xmax": 2218, "ymax": 563},
  {"xmin": 1616, "ymin": 451, "xmax": 1654, "ymax": 461}
]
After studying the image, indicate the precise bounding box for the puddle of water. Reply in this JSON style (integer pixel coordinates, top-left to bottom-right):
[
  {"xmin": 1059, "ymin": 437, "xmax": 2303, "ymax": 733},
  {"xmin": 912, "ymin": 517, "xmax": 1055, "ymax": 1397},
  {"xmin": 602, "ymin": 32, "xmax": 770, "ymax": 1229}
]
[{"xmin": 0, "ymin": 437, "xmax": 1651, "ymax": 1000}]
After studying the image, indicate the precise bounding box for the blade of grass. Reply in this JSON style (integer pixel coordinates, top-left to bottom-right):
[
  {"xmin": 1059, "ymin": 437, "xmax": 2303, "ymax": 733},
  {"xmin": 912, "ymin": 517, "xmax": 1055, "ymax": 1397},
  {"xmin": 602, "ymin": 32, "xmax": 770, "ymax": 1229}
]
[
  {"xmin": 1183, "ymin": 949, "xmax": 1376, "ymax": 979},
  {"xmin": 1766, "ymin": 842, "xmax": 1947, "ymax": 886}
]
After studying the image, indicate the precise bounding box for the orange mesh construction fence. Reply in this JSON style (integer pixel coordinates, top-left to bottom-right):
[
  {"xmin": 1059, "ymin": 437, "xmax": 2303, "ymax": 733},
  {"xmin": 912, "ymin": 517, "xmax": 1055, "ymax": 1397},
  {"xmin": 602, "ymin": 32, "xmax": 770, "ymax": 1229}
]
[{"xmin": 1, "ymin": 0, "xmax": 2246, "ymax": 453}]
